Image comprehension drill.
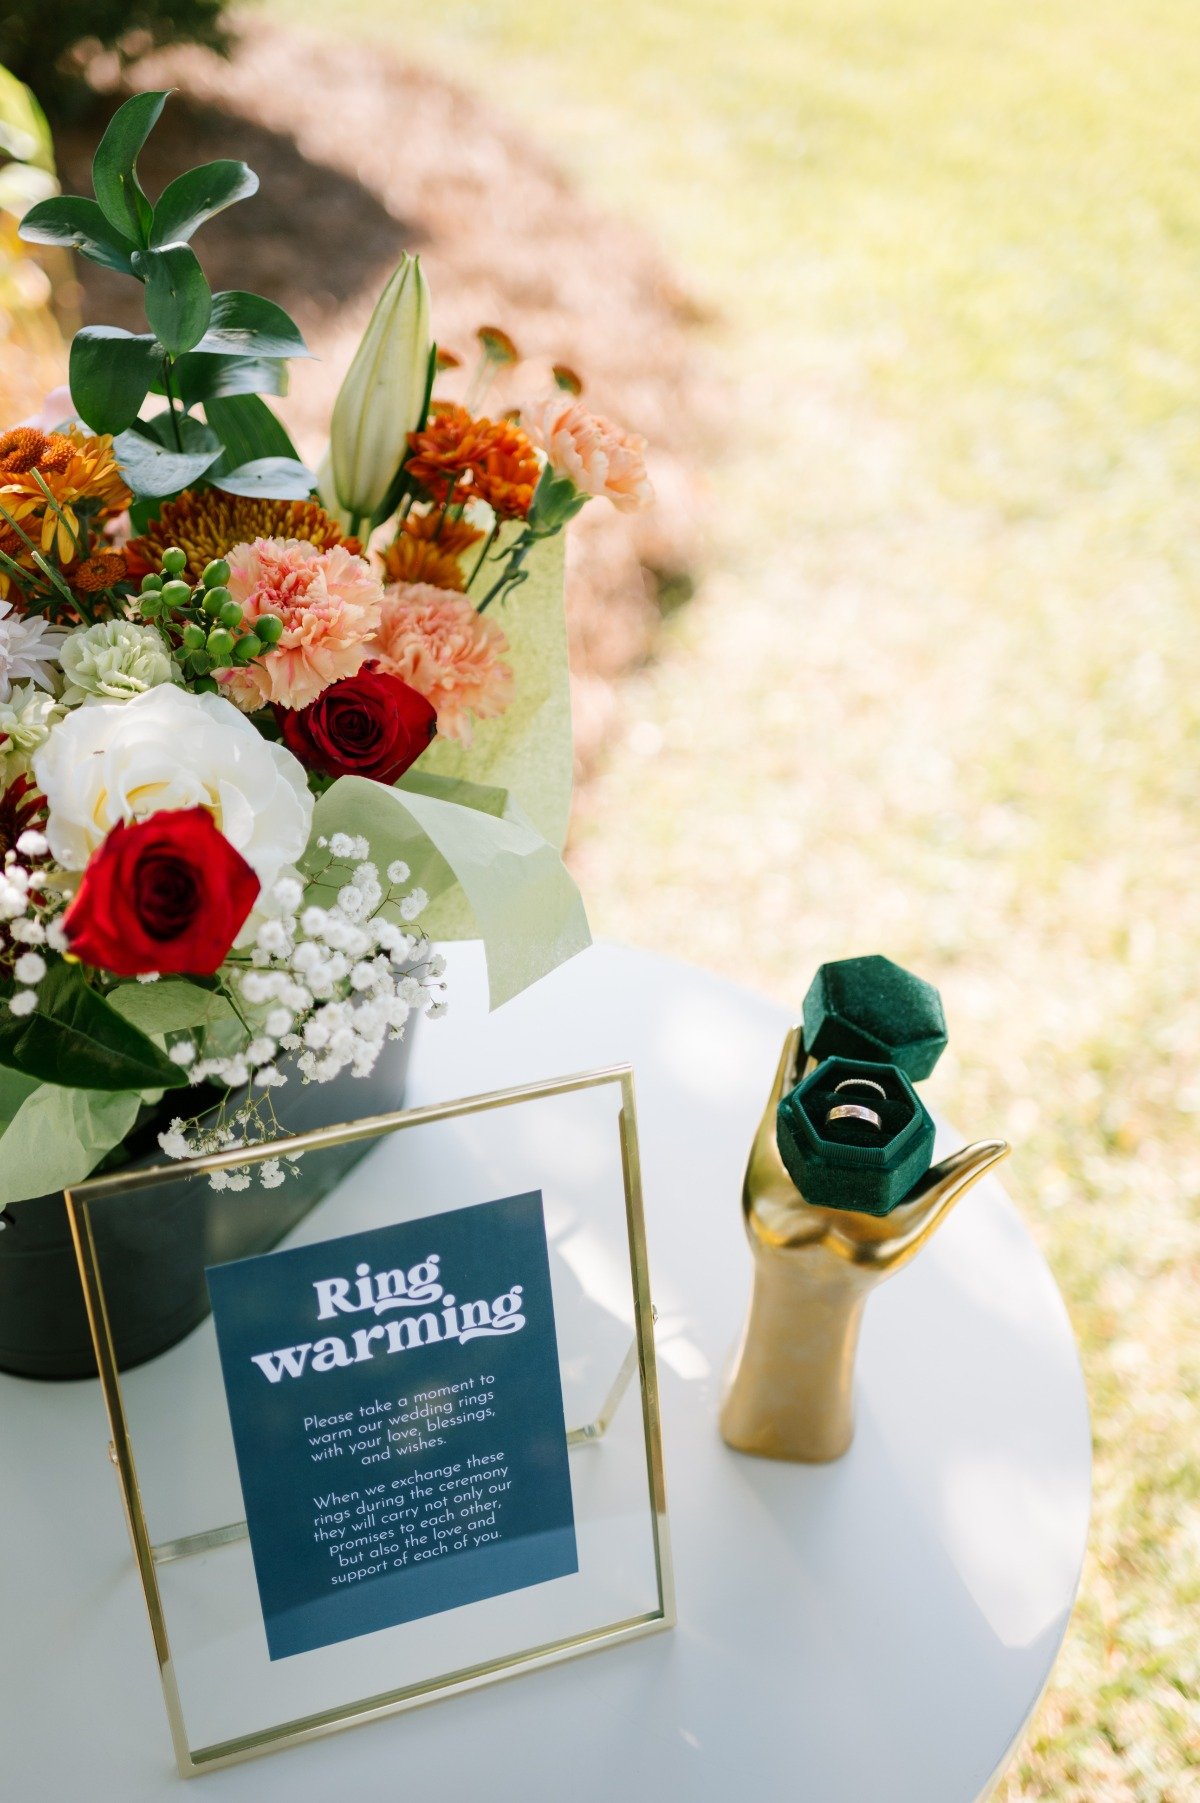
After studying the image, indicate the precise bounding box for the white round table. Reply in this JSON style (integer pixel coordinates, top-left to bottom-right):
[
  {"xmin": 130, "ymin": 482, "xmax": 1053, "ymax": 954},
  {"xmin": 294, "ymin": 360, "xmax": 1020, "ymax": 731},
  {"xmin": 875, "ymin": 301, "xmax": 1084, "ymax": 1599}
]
[{"xmin": 0, "ymin": 942, "xmax": 1091, "ymax": 1802}]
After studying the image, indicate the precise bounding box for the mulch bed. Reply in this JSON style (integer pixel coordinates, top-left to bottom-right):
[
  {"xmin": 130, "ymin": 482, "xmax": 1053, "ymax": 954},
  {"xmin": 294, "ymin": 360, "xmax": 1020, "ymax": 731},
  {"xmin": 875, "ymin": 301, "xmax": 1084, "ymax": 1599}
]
[{"xmin": 56, "ymin": 21, "xmax": 713, "ymax": 772}]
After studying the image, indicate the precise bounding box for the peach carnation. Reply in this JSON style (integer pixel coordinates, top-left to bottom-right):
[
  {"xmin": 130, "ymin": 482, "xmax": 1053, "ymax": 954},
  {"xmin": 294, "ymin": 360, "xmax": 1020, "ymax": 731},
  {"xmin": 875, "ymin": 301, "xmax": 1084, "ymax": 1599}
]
[
  {"xmin": 371, "ymin": 583, "xmax": 513, "ymax": 746},
  {"xmin": 219, "ymin": 537, "xmax": 383, "ymax": 712},
  {"xmin": 522, "ymin": 395, "xmax": 653, "ymax": 513}
]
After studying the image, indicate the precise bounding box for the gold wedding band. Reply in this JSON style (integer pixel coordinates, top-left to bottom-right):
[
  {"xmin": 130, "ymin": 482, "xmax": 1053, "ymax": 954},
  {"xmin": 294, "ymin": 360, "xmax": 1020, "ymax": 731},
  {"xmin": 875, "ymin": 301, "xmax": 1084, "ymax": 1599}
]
[
  {"xmin": 825, "ymin": 1102, "xmax": 883, "ymax": 1131},
  {"xmin": 833, "ymin": 1076, "xmax": 888, "ymax": 1102}
]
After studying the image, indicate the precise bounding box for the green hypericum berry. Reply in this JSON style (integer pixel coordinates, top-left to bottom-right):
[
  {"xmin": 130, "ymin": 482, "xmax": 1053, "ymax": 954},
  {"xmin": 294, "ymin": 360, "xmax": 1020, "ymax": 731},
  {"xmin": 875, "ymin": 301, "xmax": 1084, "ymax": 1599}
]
[
  {"xmin": 202, "ymin": 558, "xmax": 231, "ymax": 590},
  {"xmin": 218, "ymin": 599, "xmax": 243, "ymax": 630},
  {"xmin": 206, "ymin": 627, "xmax": 235, "ymax": 661},
  {"xmin": 139, "ymin": 594, "xmax": 161, "ymax": 619},
  {"xmin": 202, "ymin": 584, "xmax": 231, "ymax": 618},
  {"xmin": 160, "ymin": 579, "xmax": 192, "ymax": 611},
  {"xmin": 256, "ymin": 614, "xmax": 283, "ymax": 645},
  {"xmin": 233, "ymin": 633, "xmax": 264, "ymax": 663},
  {"xmin": 140, "ymin": 572, "xmax": 163, "ymax": 594},
  {"xmin": 182, "ymin": 623, "xmax": 206, "ymax": 652},
  {"xmin": 161, "ymin": 547, "xmax": 188, "ymax": 578}
]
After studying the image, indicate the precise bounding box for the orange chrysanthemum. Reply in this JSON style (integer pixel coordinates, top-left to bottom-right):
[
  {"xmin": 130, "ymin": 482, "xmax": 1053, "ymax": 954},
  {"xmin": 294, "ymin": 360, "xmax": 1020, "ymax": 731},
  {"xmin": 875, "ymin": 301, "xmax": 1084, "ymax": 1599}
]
[
  {"xmin": 405, "ymin": 404, "xmax": 539, "ymax": 520},
  {"xmin": 126, "ymin": 492, "xmax": 361, "ymax": 582},
  {"xmin": 379, "ymin": 510, "xmax": 483, "ymax": 592},
  {"xmin": 0, "ymin": 428, "xmax": 130, "ymax": 591},
  {"xmin": 0, "ymin": 428, "xmax": 73, "ymax": 477},
  {"xmin": 72, "ymin": 550, "xmax": 129, "ymax": 593}
]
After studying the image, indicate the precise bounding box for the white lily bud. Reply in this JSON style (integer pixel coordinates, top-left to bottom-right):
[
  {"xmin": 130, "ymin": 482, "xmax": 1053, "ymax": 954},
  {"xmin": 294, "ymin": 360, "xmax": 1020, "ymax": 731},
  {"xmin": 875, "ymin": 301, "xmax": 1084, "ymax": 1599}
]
[
  {"xmin": 315, "ymin": 445, "xmax": 354, "ymax": 534},
  {"xmin": 329, "ymin": 254, "xmax": 431, "ymax": 526}
]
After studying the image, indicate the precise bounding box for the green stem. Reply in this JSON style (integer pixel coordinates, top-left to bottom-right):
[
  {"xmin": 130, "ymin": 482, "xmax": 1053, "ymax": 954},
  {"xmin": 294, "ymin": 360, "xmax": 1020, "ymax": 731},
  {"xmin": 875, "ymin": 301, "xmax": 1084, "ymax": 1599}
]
[
  {"xmin": 465, "ymin": 523, "xmax": 500, "ymax": 592},
  {"xmin": 476, "ymin": 528, "xmax": 541, "ymax": 612},
  {"xmin": 433, "ymin": 480, "xmax": 459, "ymax": 539},
  {"xmin": 161, "ymin": 357, "xmax": 184, "ymax": 452},
  {"xmin": 0, "ymin": 502, "xmax": 78, "ymax": 607}
]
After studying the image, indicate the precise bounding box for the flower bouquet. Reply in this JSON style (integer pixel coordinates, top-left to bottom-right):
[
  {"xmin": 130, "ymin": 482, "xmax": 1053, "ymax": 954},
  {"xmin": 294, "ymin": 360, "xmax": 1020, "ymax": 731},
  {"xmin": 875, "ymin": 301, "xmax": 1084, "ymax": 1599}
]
[{"xmin": 0, "ymin": 90, "xmax": 651, "ymax": 1376}]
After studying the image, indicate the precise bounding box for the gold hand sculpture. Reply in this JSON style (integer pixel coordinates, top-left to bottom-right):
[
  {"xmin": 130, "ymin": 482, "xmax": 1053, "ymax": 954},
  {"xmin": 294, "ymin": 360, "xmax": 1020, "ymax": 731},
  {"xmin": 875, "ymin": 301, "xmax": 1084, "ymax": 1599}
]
[{"xmin": 719, "ymin": 1025, "xmax": 1009, "ymax": 1463}]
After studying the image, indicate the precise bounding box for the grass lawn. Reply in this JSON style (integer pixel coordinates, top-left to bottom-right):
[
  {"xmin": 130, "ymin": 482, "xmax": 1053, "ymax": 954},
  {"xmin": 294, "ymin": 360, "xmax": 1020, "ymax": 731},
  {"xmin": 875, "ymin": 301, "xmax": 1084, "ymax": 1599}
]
[{"xmin": 270, "ymin": 4, "xmax": 1200, "ymax": 1795}]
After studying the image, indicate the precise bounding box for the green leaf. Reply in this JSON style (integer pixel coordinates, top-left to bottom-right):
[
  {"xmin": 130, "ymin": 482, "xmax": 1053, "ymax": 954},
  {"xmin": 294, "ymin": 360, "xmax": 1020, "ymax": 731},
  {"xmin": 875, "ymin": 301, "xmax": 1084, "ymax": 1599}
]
[
  {"xmin": 107, "ymin": 978, "xmax": 235, "ymax": 1038},
  {"xmin": 0, "ymin": 1084, "xmax": 144, "ymax": 1206},
  {"xmin": 91, "ymin": 89, "xmax": 169, "ymax": 246},
  {"xmin": 150, "ymin": 159, "xmax": 259, "ymax": 245},
  {"xmin": 0, "ymin": 1064, "xmax": 37, "ymax": 1135},
  {"xmin": 133, "ymin": 242, "xmax": 212, "ymax": 357},
  {"xmin": 68, "ymin": 325, "xmax": 160, "ymax": 434},
  {"xmin": 213, "ymin": 457, "xmax": 315, "ymax": 499},
  {"xmin": 113, "ymin": 424, "xmax": 223, "ymax": 497},
  {"xmin": 139, "ymin": 410, "xmax": 221, "ymax": 456},
  {"xmin": 0, "ymin": 963, "xmax": 189, "ymax": 1093},
  {"xmin": 173, "ymin": 352, "xmax": 288, "ymax": 410},
  {"xmin": 18, "ymin": 194, "xmax": 137, "ymax": 274},
  {"xmin": 194, "ymin": 290, "xmax": 311, "ymax": 360},
  {"xmin": 307, "ymin": 774, "xmax": 590, "ymax": 1010},
  {"xmin": 205, "ymin": 391, "xmax": 300, "ymax": 466}
]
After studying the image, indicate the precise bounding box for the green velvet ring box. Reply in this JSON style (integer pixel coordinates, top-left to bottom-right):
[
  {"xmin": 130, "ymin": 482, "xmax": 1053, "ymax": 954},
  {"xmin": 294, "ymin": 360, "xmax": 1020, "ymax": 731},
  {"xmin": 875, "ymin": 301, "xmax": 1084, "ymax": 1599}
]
[
  {"xmin": 776, "ymin": 1056, "xmax": 937, "ymax": 1216},
  {"xmin": 801, "ymin": 954, "xmax": 948, "ymax": 1079}
]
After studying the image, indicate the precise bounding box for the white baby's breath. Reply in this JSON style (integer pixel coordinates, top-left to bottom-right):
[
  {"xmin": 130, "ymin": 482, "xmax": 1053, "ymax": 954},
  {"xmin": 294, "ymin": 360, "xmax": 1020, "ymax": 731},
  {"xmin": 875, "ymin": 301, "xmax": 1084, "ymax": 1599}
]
[
  {"xmin": 157, "ymin": 839, "xmax": 447, "ymax": 1186},
  {"xmin": 12, "ymin": 951, "xmax": 46, "ymax": 985}
]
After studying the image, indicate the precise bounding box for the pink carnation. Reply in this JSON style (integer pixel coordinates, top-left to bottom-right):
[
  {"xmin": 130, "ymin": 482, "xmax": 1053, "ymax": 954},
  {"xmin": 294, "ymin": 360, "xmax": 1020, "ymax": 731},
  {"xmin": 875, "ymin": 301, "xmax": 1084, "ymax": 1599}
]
[
  {"xmin": 371, "ymin": 583, "xmax": 513, "ymax": 746},
  {"xmin": 219, "ymin": 538, "xmax": 384, "ymax": 712},
  {"xmin": 523, "ymin": 394, "xmax": 653, "ymax": 513}
]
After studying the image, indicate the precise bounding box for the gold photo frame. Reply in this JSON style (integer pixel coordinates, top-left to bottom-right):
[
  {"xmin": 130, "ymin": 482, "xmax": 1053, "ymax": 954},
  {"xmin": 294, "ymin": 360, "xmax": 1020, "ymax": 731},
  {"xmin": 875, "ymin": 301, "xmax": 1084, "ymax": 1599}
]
[{"xmin": 66, "ymin": 1065, "xmax": 673, "ymax": 1777}]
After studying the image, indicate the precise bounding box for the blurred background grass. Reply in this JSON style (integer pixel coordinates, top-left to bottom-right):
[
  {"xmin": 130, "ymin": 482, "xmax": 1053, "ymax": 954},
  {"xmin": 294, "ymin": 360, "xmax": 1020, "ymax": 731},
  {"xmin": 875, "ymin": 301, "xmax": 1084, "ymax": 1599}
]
[{"xmin": 12, "ymin": 0, "xmax": 1200, "ymax": 1791}]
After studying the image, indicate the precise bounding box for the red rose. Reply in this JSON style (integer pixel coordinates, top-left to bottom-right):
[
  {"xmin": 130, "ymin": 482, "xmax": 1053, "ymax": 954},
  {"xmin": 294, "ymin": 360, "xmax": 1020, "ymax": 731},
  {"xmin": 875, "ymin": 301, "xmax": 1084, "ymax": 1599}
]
[
  {"xmin": 63, "ymin": 807, "xmax": 260, "ymax": 978},
  {"xmin": 277, "ymin": 666, "xmax": 437, "ymax": 785}
]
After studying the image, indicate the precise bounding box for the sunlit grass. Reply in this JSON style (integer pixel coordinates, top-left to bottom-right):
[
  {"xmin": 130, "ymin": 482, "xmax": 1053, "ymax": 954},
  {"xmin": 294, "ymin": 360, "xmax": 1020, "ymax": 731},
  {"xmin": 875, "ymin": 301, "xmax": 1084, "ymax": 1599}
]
[{"xmin": 267, "ymin": 4, "xmax": 1200, "ymax": 1794}]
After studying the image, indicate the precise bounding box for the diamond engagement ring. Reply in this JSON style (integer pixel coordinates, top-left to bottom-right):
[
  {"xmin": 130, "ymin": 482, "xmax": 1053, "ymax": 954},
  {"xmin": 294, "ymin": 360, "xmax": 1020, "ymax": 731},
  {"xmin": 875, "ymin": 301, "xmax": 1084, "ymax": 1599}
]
[{"xmin": 832, "ymin": 1076, "xmax": 888, "ymax": 1102}]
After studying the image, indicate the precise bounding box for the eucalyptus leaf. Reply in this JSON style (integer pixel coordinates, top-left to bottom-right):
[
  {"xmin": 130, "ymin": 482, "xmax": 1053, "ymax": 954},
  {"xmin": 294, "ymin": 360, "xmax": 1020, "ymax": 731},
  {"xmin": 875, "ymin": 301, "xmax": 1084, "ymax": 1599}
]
[
  {"xmin": 114, "ymin": 426, "xmax": 223, "ymax": 498},
  {"xmin": 150, "ymin": 159, "xmax": 259, "ymax": 245},
  {"xmin": 0, "ymin": 963, "xmax": 189, "ymax": 1093},
  {"xmin": 174, "ymin": 352, "xmax": 288, "ymax": 410},
  {"xmin": 91, "ymin": 89, "xmax": 168, "ymax": 246},
  {"xmin": 18, "ymin": 194, "xmax": 137, "ymax": 274},
  {"xmin": 68, "ymin": 326, "xmax": 160, "ymax": 435},
  {"xmin": 139, "ymin": 411, "xmax": 220, "ymax": 456},
  {"xmin": 194, "ymin": 290, "xmax": 311, "ymax": 360},
  {"xmin": 204, "ymin": 391, "xmax": 300, "ymax": 466},
  {"xmin": 133, "ymin": 242, "xmax": 212, "ymax": 357},
  {"xmin": 213, "ymin": 457, "xmax": 315, "ymax": 499}
]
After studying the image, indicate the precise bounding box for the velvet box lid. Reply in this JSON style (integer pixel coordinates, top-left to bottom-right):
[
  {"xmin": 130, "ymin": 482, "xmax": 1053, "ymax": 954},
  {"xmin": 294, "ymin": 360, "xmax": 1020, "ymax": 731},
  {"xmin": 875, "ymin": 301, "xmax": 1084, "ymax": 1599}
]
[{"xmin": 801, "ymin": 954, "xmax": 948, "ymax": 1080}]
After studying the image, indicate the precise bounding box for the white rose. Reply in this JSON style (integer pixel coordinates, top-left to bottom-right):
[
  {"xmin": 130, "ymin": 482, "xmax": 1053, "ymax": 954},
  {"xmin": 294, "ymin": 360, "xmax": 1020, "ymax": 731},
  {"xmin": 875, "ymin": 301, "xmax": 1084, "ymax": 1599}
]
[{"xmin": 33, "ymin": 686, "xmax": 314, "ymax": 905}]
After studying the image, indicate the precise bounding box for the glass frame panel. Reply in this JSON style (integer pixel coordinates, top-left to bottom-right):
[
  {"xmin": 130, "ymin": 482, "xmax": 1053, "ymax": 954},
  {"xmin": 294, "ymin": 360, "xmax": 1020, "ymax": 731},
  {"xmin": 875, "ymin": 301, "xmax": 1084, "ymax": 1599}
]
[{"xmin": 65, "ymin": 1065, "xmax": 672, "ymax": 1777}]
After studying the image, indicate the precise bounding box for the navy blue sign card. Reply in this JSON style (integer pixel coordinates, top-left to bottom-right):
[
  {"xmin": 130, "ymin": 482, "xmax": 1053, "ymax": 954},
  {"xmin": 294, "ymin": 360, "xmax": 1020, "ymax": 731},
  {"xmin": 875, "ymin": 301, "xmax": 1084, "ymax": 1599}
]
[{"xmin": 206, "ymin": 1191, "xmax": 577, "ymax": 1661}]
